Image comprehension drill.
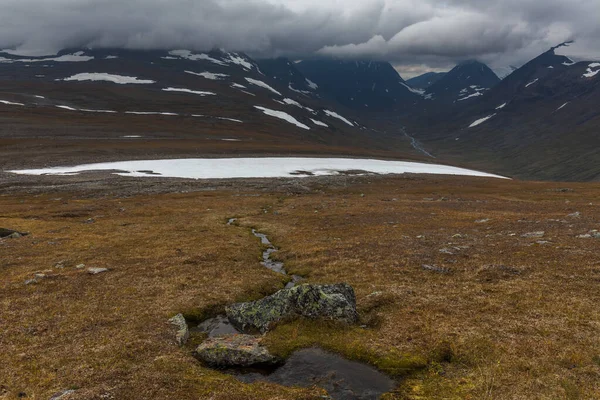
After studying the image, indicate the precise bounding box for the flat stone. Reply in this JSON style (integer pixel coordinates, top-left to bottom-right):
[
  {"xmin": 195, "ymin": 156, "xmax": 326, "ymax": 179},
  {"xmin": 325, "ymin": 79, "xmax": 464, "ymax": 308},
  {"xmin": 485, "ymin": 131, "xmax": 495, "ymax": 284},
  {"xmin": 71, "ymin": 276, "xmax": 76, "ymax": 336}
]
[
  {"xmin": 49, "ymin": 390, "xmax": 75, "ymax": 400},
  {"xmin": 87, "ymin": 267, "xmax": 108, "ymax": 275},
  {"xmin": 196, "ymin": 335, "xmax": 281, "ymax": 368},
  {"xmin": 168, "ymin": 314, "xmax": 190, "ymax": 346},
  {"xmin": 226, "ymin": 283, "xmax": 358, "ymax": 334},
  {"xmin": 75, "ymin": 264, "xmax": 86, "ymax": 269}
]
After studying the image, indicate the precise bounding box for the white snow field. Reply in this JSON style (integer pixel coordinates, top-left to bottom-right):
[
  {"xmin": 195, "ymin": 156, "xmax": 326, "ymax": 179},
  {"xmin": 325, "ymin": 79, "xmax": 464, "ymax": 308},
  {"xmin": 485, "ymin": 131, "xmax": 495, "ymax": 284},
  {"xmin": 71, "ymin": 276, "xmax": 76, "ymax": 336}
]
[
  {"xmin": 254, "ymin": 106, "xmax": 310, "ymax": 130},
  {"xmin": 324, "ymin": 110, "xmax": 354, "ymax": 126},
  {"xmin": 496, "ymin": 103, "xmax": 507, "ymax": 110},
  {"xmin": 9, "ymin": 157, "xmax": 507, "ymax": 180},
  {"xmin": 162, "ymin": 87, "xmax": 216, "ymax": 96},
  {"xmin": 63, "ymin": 73, "xmax": 155, "ymax": 84},
  {"xmin": 245, "ymin": 78, "xmax": 282, "ymax": 96},
  {"xmin": 469, "ymin": 114, "xmax": 496, "ymax": 128}
]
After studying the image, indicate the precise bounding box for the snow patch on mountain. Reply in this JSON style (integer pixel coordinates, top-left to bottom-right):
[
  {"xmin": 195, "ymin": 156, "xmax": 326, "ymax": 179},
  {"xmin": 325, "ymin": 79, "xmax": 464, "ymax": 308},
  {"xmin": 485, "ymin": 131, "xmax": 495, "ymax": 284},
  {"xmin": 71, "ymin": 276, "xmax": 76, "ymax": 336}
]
[
  {"xmin": 0, "ymin": 51, "xmax": 93, "ymax": 63},
  {"xmin": 525, "ymin": 78, "xmax": 539, "ymax": 88},
  {"xmin": 162, "ymin": 87, "xmax": 216, "ymax": 96},
  {"xmin": 283, "ymin": 98, "xmax": 314, "ymax": 112},
  {"xmin": 185, "ymin": 71, "xmax": 228, "ymax": 80},
  {"xmin": 63, "ymin": 73, "xmax": 155, "ymax": 84},
  {"xmin": 0, "ymin": 99, "xmax": 25, "ymax": 106},
  {"xmin": 254, "ymin": 106, "xmax": 310, "ymax": 130},
  {"xmin": 496, "ymin": 103, "xmax": 507, "ymax": 110},
  {"xmin": 556, "ymin": 102, "xmax": 569, "ymax": 111},
  {"xmin": 226, "ymin": 53, "xmax": 254, "ymax": 70},
  {"xmin": 168, "ymin": 50, "xmax": 227, "ymax": 66},
  {"xmin": 469, "ymin": 114, "xmax": 496, "ymax": 128},
  {"xmin": 306, "ymin": 79, "xmax": 318, "ymax": 90},
  {"xmin": 245, "ymin": 78, "xmax": 281, "ymax": 96},
  {"xmin": 583, "ymin": 63, "xmax": 600, "ymax": 78},
  {"xmin": 458, "ymin": 92, "xmax": 483, "ymax": 101},
  {"xmin": 310, "ymin": 119, "xmax": 328, "ymax": 127},
  {"xmin": 324, "ymin": 110, "xmax": 354, "ymax": 126}
]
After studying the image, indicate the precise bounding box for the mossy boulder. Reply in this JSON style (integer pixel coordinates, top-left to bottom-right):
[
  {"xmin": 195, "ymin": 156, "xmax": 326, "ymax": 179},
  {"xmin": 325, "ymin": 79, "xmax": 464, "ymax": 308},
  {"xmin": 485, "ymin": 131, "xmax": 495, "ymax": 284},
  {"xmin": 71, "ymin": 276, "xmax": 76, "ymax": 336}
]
[
  {"xmin": 195, "ymin": 334, "xmax": 281, "ymax": 367},
  {"xmin": 226, "ymin": 283, "xmax": 358, "ymax": 334}
]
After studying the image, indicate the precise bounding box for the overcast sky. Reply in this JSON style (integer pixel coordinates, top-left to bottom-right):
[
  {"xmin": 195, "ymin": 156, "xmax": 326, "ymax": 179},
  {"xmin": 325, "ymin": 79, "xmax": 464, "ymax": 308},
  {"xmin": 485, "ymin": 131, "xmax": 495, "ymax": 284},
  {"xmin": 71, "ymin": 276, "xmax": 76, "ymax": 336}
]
[{"xmin": 1, "ymin": 0, "xmax": 599, "ymax": 77}]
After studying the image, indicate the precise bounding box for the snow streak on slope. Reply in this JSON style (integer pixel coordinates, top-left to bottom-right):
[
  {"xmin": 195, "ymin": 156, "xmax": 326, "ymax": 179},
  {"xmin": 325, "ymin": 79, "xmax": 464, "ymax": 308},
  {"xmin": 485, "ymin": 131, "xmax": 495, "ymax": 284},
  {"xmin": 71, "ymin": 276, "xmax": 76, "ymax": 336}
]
[
  {"xmin": 556, "ymin": 102, "xmax": 569, "ymax": 111},
  {"xmin": 310, "ymin": 119, "xmax": 328, "ymax": 127},
  {"xmin": 525, "ymin": 79, "xmax": 539, "ymax": 88},
  {"xmin": 496, "ymin": 103, "xmax": 507, "ymax": 109},
  {"xmin": 10, "ymin": 158, "xmax": 508, "ymax": 180},
  {"xmin": 0, "ymin": 100, "xmax": 25, "ymax": 106},
  {"xmin": 162, "ymin": 87, "xmax": 216, "ymax": 96},
  {"xmin": 324, "ymin": 110, "xmax": 354, "ymax": 126},
  {"xmin": 245, "ymin": 78, "xmax": 281, "ymax": 96},
  {"xmin": 63, "ymin": 73, "xmax": 155, "ymax": 84},
  {"xmin": 306, "ymin": 79, "xmax": 318, "ymax": 90},
  {"xmin": 469, "ymin": 114, "xmax": 496, "ymax": 128},
  {"xmin": 185, "ymin": 71, "xmax": 228, "ymax": 80},
  {"xmin": 254, "ymin": 106, "xmax": 310, "ymax": 130}
]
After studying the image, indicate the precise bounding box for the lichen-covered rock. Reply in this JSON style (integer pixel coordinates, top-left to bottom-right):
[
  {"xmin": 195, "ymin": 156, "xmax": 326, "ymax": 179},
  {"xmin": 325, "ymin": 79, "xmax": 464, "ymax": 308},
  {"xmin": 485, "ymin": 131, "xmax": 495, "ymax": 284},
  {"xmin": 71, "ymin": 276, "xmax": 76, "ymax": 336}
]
[
  {"xmin": 226, "ymin": 283, "xmax": 358, "ymax": 333},
  {"xmin": 169, "ymin": 313, "xmax": 189, "ymax": 346},
  {"xmin": 196, "ymin": 334, "xmax": 281, "ymax": 367},
  {"xmin": 0, "ymin": 228, "xmax": 27, "ymax": 238}
]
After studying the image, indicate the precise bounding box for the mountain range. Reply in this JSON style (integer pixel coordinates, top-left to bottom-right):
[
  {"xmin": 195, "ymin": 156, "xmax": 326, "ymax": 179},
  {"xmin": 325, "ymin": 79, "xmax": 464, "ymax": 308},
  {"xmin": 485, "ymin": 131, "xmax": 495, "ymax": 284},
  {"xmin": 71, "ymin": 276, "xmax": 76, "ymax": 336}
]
[{"xmin": 0, "ymin": 42, "xmax": 599, "ymax": 180}]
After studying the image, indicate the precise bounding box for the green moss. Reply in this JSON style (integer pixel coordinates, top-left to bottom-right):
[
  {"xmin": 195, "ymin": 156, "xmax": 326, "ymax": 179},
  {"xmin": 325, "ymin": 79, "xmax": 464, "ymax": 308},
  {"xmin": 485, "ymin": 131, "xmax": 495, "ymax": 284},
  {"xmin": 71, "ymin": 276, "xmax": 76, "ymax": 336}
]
[{"xmin": 264, "ymin": 320, "xmax": 427, "ymax": 378}]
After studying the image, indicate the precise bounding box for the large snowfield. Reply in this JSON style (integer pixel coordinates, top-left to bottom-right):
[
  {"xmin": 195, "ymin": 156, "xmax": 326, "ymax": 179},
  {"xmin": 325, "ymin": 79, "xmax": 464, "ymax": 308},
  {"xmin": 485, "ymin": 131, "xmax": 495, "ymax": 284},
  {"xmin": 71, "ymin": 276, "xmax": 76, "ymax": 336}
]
[{"xmin": 9, "ymin": 157, "xmax": 507, "ymax": 180}]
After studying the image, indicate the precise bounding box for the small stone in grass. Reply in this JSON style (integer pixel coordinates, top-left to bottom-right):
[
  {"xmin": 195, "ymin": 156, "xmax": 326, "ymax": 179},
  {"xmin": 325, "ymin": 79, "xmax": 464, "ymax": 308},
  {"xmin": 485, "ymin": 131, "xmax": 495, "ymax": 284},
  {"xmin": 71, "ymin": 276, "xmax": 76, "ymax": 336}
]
[
  {"xmin": 87, "ymin": 267, "xmax": 108, "ymax": 275},
  {"xmin": 75, "ymin": 264, "xmax": 86, "ymax": 269}
]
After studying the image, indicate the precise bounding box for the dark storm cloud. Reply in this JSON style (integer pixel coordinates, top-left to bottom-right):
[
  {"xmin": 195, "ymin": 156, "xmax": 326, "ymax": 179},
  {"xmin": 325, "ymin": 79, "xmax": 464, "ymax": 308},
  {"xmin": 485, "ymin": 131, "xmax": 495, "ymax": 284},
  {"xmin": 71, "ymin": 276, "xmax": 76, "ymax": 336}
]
[{"xmin": 1, "ymin": 0, "xmax": 599, "ymax": 71}]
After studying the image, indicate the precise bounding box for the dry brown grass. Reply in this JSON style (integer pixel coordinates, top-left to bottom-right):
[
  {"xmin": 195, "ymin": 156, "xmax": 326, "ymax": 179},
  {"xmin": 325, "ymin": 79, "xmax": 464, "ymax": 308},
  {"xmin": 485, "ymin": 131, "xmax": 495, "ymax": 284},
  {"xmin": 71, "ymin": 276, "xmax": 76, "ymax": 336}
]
[{"xmin": 2, "ymin": 175, "xmax": 600, "ymax": 399}]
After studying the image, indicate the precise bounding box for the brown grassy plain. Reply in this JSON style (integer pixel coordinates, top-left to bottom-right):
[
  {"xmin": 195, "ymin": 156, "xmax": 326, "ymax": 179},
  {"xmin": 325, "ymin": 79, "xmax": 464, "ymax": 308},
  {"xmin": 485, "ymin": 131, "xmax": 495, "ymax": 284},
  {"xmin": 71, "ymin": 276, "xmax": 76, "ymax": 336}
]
[{"xmin": 1, "ymin": 174, "xmax": 600, "ymax": 399}]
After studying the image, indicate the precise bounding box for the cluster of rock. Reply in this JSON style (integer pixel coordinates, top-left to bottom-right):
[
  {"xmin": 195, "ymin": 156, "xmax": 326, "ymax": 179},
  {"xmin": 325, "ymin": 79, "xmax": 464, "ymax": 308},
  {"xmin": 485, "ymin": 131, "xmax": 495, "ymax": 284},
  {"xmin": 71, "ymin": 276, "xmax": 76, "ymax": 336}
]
[{"xmin": 176, "ymin": 283, "xmax": 358, "ymax": 368}]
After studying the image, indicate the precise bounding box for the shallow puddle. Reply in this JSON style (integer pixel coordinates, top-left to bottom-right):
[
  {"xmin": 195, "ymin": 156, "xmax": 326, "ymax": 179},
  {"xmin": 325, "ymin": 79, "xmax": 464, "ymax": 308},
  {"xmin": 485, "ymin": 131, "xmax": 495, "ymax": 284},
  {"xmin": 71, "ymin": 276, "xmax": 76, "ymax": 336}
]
[
  {"xmin": 234, "ymin": 347, "xmax": 397, "ymax": 400},
  {"xmin": 192, "ymin": 315, "xmax": 241, "ymax": 337}
]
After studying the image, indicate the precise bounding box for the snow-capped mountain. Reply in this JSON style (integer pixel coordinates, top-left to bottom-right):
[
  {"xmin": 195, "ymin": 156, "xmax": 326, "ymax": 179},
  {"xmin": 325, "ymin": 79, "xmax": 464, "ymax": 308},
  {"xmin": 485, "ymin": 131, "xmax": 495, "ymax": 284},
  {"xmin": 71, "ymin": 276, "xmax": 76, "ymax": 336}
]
[
  {"xmin": 404, "ymin": 44, "xmax": 600, "ymax": 181},
  {"xmin": 423, "ymin": 60, "xmax": 500, "ymax": 103}
]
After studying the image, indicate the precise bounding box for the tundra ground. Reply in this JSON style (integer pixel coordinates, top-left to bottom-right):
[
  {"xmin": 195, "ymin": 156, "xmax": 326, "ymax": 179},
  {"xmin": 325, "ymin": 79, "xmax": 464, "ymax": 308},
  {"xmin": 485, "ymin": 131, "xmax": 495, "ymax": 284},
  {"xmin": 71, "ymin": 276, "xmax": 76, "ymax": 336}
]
[{"xmin": 1, "ymin": 174, "xmax": 599, "ymax": 399}]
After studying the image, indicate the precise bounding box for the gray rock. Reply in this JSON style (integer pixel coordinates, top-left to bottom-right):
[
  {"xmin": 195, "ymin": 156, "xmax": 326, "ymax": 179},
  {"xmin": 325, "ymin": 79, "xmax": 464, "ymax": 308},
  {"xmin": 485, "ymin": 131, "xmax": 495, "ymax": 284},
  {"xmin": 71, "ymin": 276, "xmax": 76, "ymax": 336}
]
[
  {"xmin": 195, "ymin": 334, "xmax": 281, "ymax": 367},
  {"xmin": 87, "ymin": 267, "xmax": 108, "ymax": 275},
  {"xmin": 50, "ymin": 390, "xmax": 75, "ymax": 400},
  {"xmin": 522, "ymin": 231, "xmax": 545, "ymax": 238},
  {"xmin": 422, "ymin": 264, "xmax": 451, "ymax": 274},
  {"xmin": 75, "ymin": 264, "xmax": 86, "ymax": 269},
  {"xmin": 226, "ymin": 283, "xmax": 358, "ymax": 334},
  {"xmin": 169, "ymin": 313, "xmax": 190, "ymax": 346},
  {"xmin": 567, "ymin": 212, "xmax": 581, "ymax": 218},
  {"xmin": 24, "ymin": 279, "xmax": 38, "ymax": 285}
]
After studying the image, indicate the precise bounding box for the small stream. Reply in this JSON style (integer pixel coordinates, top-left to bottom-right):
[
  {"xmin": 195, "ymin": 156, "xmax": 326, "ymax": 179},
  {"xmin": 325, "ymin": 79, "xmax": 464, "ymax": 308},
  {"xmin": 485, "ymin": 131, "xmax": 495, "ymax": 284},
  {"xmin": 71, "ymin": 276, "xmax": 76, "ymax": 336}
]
[{"xmin": 191, "ymin": 218, "xmax": 396, "ymax": 399}]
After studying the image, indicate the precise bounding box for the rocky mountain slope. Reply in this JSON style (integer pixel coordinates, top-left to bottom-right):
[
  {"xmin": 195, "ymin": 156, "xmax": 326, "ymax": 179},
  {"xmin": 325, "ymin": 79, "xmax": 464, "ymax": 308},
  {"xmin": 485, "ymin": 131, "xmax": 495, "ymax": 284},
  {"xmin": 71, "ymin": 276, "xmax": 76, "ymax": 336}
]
[
  {"xmin": 296, "ymin": 59, "xmax": 420, "ymax": 111},
  {"xmin": 406, "ymin": 44, "xmax": 600, "ymax": 181}
]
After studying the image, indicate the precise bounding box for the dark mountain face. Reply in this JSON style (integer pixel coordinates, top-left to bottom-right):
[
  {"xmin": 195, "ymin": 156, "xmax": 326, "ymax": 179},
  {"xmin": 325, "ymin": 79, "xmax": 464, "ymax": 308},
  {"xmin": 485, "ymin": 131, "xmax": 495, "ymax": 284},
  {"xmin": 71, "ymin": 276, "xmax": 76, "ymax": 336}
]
[
  {"xmin": 406, "ymin": 45, "xmax": 600, "ymax": 181},
  {"xmin": 255, "ymin": 57, "xmax": 319, "ymax": 97},
  {"xmin": 425, "ymin": 60, "xmax": 500, "ymax": 103},
  {"xmin": 296, "ymin": 59, "xmax": 419, "ymax": 111},
  {"xmin": 0, "ymin": 48, "xmax": 401, "ymax": 158},
  {"xmin": 405, "ymin": 72, "xmax": 446, "ymax": 90}
]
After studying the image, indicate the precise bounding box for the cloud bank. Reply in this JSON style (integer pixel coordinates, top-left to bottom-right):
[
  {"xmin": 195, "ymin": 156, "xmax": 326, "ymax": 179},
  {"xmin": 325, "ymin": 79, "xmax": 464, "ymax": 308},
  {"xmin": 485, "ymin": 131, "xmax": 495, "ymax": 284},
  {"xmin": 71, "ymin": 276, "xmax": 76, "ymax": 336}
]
[{"xmin": 1, "ymin": 0, "xmax": 599, "ymax": 72}]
